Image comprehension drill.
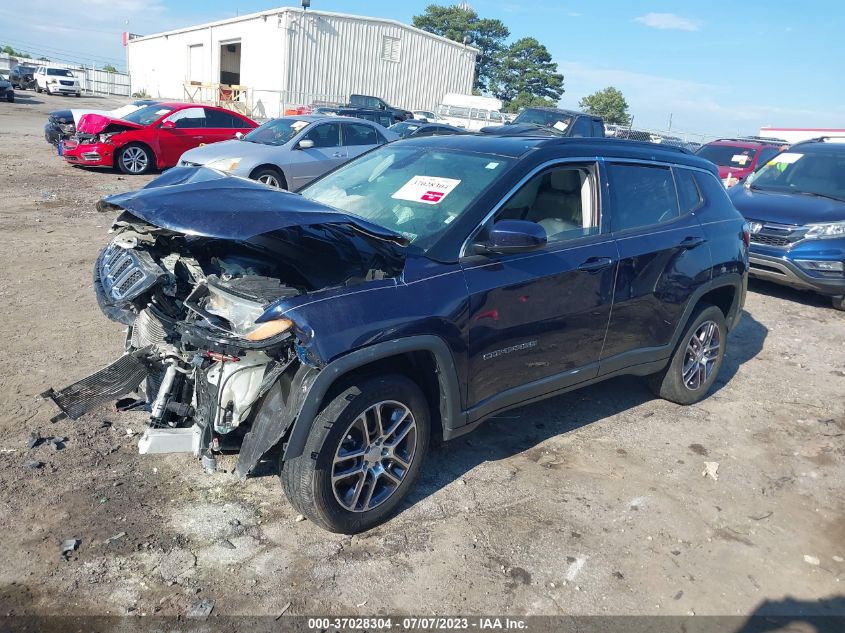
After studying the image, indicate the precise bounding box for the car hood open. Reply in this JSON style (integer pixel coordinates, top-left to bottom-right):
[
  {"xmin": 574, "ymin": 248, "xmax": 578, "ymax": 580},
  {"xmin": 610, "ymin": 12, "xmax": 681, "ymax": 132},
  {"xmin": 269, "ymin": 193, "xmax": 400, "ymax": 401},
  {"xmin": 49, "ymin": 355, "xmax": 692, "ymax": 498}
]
[
  {"xmin": 77, "ymin": 113, "xmax": 145, "ymax": 135},
  {"xmin": 98, "ymin": 166, "xmax": 410, "ymax": 246}
]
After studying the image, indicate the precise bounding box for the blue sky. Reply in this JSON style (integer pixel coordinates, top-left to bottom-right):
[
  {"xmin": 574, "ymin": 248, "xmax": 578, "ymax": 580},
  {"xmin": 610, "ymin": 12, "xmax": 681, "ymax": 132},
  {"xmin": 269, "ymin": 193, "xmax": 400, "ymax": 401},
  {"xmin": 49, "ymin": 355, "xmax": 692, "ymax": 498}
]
[{"xmin": 1, "ymin": 0, "xmax": 843, "ymax": 135}]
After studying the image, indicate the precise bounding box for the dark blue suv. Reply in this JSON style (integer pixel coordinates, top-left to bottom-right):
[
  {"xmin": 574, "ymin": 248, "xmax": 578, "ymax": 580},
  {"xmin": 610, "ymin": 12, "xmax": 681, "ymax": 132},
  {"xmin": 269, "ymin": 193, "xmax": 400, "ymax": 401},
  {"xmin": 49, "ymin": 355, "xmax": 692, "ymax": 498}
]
[
  {"xmin": 729, "ymin": 137, "xmax": 845, "ymax": 310},
  {"xmin": 46, "ymin": 136, "xmax": 749, "ymax": 532}
]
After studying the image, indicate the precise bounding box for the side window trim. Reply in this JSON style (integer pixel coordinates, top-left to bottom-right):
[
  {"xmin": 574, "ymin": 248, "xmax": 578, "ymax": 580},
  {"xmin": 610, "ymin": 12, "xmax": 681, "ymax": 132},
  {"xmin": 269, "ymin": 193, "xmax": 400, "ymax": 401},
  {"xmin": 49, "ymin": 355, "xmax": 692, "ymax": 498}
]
[{"xmin": 459, "ymin": 158, "xmax": 603, "ymax": 257}]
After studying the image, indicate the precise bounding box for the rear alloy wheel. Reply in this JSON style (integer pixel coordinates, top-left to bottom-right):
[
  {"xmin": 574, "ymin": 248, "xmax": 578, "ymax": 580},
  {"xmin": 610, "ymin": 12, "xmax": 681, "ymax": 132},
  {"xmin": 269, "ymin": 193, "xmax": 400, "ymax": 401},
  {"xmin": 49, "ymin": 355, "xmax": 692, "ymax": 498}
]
[
  {"xmin": 251, "ymin": 168, "xmax": 285, "ymax": 189},
  {"xmin": 281, "ymin": 374, "xmax": 430, "ymax": 533},
  {"xmin": 118, "ymin": 144, "xmax": 153, "ymax": 175},
  {"xmin": 648, "ymin": 304, "xmax": 727, "ymax": 405}
]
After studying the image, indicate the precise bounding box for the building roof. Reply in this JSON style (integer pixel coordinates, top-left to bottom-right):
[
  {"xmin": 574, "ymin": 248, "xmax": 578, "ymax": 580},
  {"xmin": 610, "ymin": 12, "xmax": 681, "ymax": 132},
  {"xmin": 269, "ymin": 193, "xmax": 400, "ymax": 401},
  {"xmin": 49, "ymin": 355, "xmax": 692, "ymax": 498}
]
[{"xmin": 127, "ymin": 7, "xmax": 480, "ymax": 55}]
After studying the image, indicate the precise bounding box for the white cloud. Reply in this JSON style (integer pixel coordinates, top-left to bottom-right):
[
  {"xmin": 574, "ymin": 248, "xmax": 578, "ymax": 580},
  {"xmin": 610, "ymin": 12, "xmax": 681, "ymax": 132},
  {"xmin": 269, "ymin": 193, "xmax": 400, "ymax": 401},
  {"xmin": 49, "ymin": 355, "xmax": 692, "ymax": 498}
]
[
  {"xmin": 633, "ymin": 12, "xmax": 701, "ymax": 32},
  {"xmin": 556, "ymin": 60, "xmax": 845, "ymax": 137}
]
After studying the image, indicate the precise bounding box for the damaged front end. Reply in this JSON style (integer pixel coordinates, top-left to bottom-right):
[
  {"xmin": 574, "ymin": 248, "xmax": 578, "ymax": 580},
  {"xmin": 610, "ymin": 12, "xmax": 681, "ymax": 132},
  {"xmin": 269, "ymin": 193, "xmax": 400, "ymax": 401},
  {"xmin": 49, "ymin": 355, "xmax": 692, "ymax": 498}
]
[{"xmin": 44, "ymin": 167, "xmax": 407, "ymax": 476}]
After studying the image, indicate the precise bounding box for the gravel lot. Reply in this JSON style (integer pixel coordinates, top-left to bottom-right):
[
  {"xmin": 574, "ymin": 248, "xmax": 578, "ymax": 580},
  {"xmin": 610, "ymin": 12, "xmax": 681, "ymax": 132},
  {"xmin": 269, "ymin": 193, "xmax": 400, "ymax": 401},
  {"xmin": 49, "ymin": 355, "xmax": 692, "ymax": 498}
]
[{"xmin": 0, "ymin": 94, "xmax": 843, "ymax": 621}]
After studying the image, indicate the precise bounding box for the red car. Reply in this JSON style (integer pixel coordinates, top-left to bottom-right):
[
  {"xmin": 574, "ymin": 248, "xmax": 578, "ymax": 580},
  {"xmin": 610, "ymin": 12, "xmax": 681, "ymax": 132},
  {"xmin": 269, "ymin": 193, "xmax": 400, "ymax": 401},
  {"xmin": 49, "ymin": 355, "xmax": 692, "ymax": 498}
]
[
  {"xmin": 62, "ymin": 103, "xmax": 258, "ymax": 175},
  {"xmin": 695, "ymin": 137, "xmax": 787, "ymax": 187}
]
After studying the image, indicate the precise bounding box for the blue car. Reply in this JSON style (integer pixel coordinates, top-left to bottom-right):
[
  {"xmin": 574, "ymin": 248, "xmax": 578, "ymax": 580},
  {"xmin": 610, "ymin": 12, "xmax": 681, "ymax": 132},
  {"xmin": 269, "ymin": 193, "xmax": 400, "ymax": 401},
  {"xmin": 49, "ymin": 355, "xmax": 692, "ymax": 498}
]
[
  {"xmin": 729, "ymin": 137, "xmax": 845, "ymax": 310},
  {"xmin": 46, "ymin": 136, "xmax": 748, "ymax": 533}
]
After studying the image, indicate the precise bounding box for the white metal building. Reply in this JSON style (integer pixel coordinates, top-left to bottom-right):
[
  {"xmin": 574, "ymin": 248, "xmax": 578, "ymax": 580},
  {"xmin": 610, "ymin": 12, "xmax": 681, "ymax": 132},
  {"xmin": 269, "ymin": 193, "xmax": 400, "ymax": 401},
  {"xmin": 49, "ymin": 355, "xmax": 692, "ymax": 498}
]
[{"xmin": 126, "ymin": 7, "xmax": 478, "ymax": 118}]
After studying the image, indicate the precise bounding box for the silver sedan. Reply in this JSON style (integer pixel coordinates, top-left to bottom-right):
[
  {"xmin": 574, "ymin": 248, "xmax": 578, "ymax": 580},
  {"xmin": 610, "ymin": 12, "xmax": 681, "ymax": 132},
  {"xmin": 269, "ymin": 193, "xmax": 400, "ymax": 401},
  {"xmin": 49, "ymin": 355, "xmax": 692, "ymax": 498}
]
[{"xmin": 179, "ymin": 115, "xmax": 398, "ymax": 190}]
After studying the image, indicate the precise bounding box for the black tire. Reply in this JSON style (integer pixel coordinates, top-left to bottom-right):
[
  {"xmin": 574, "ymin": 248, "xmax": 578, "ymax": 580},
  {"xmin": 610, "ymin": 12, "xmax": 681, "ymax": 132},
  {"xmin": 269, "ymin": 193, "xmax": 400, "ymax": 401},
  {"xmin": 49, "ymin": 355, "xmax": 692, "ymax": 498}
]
[
  {"xmin": 647, "ymin": 304, "xmax": 727, "ymax": 405},
  {"xmin": 6, "ymin": 94, "xmax": 13, "ymax": 103},
  {"xmin": 832, "ymin": 296, "xmax": 845, "ymax": 311},
  {"xmin": 250, "ymin": 167, "xmax": 286, "ymax": 189},
  {"xmin": 281, "ymin": 374, "xmax": 430, "ymax": 533},
  {"xmin": 75, "ymin": 92, "xmax": 81, "ymax": 98},
  {"xmin": 36, "ymin": 85, "xmax": 42, "ymax": 94},
  {"xmin": 117, "ymin": 143, "xmax": 154, "ymax": 175}
]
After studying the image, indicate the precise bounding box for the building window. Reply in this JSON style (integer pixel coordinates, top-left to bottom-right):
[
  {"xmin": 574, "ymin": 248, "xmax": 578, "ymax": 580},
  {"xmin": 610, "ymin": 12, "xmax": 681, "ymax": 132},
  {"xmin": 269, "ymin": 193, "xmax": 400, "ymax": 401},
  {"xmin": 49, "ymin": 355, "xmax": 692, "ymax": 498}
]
[{"xmin": 381, "ymin": 35, "xmax": 401, "ymax": 63}]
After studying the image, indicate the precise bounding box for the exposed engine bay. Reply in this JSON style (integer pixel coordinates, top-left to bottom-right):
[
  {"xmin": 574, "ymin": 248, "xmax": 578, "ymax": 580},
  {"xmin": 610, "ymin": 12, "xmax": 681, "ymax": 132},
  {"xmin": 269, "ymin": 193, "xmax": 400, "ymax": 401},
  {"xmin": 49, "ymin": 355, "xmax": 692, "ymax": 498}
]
[{"xmin": 43, "ymin": 170, "xmax": 406, "ymax": 476}]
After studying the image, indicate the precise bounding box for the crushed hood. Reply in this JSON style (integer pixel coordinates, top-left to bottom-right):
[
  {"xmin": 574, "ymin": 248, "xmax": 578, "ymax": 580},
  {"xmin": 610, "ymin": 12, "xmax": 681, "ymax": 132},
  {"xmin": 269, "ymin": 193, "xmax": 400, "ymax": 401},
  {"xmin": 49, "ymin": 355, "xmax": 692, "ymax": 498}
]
[
  {"xmin": 99, "ymin": 166, "xmax": 410, "ymax": 246},
  {"xmin": 77, "ymin": 113, "xmax": 145, "ymax": 135}
]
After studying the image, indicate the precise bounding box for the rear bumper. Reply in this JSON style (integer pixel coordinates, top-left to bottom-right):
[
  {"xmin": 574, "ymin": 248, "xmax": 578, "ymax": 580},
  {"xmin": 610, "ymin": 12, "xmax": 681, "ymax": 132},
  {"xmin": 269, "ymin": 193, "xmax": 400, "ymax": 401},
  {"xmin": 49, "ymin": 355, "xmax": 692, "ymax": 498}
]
[
  {"xmin": 63, "ymin": 141, "xmax": 113, "ymax": 166},
  {"xmin": 748, "ymin": 252, "xmax": 845, "ymax": 296}
]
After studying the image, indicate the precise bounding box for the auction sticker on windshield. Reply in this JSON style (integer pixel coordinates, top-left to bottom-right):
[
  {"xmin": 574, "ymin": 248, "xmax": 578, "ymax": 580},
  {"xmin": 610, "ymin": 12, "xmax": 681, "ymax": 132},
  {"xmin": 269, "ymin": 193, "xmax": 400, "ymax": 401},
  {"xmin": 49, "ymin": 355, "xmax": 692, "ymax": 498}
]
[
  {"xmin": 768, "ymin": 152, "xmax": 803, "ymax": 165},
  {"xmin": 392, "ymin": 176, "xmax": 461, "ymax": 205}
]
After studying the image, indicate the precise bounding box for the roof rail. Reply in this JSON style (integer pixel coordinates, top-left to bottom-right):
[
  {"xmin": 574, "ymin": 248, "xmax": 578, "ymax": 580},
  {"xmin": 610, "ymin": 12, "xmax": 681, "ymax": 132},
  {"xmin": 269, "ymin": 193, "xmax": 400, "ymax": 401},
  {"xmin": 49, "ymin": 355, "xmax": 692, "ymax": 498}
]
[
  {"xmin": 711, "ymin": 136, "xmax": 788, "ymax": 145},
  {"xmin": 792, "ymin": 135, "xmax": 845, "ymax": 144}
]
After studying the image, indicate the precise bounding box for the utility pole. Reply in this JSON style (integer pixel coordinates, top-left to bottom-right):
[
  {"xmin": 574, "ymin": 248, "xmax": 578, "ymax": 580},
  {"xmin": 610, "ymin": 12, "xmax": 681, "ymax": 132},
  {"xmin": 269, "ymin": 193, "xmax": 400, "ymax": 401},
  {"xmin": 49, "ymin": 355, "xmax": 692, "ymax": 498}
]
[{"xmin": 668, "ymin": 113, "xmax": 673, "ymax": 132}]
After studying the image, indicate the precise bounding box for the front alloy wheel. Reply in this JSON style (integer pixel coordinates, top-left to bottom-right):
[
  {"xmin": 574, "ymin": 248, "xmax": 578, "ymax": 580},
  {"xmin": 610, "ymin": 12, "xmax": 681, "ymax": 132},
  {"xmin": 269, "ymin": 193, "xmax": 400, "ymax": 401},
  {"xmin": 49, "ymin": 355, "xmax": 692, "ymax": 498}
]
[
  {"xmin": 118, "ymin": 144, "xmax": 153, "ymax": 175},
  {"xmin": 332, "ymin": 400, "xmax": 418, "ymax": 512},
  {"xmin": 281, "ymin": 374, "xmax": 430, "ymax": 533}
]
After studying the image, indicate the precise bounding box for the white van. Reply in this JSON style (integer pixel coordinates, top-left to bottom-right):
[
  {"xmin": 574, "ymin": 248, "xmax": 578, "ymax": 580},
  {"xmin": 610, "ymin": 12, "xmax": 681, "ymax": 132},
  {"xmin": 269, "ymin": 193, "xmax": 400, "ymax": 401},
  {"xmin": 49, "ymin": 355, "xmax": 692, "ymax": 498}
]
[{"xmin": 435, "ymin": 93, "xmax": 506, "ymax": 132}]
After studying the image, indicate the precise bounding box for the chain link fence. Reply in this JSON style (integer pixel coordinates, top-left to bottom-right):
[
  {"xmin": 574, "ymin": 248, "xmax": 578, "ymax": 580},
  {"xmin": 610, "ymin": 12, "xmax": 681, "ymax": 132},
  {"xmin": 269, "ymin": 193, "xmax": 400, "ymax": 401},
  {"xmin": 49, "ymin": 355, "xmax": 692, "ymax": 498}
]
[{"xmin": 0, "ymin": 53, "xmax": 131, "ymax": 97}]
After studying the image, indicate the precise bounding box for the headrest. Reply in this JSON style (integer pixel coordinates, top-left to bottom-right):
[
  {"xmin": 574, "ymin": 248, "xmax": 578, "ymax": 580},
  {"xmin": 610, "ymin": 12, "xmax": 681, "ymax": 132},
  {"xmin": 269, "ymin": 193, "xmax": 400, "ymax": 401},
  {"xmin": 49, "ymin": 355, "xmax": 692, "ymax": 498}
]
[{"xmin": 550, "ymin": 170, "xmax": 581, "ymax": 192}]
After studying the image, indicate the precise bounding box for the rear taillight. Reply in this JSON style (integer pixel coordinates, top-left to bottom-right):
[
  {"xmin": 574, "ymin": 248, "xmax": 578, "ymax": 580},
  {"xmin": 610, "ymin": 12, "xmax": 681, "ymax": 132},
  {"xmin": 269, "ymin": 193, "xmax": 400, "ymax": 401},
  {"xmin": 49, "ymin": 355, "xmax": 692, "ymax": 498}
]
[{"xmin": 742, "ymin": 223, "xmax": 751, "ymax": 248}]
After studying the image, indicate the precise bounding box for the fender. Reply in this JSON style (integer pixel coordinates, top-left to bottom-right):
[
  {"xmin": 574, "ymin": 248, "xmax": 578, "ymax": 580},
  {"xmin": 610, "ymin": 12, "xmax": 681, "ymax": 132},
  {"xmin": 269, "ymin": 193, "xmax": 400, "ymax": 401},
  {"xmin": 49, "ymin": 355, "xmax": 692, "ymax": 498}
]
[
  {"xmin": 235, "ymin": 335, "xmax": 464, "ymax": 476},
  {"xmin": 282, "ymin": 335, "xmax": 464, "ymax": 460}
]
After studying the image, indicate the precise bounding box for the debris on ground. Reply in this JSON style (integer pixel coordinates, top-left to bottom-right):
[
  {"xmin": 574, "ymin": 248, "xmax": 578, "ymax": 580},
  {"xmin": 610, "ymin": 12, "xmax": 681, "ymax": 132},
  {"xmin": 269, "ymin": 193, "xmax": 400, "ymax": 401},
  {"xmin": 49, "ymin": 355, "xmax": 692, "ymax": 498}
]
[
  {"xmin": 104, "ymin": 532, "xmax": 127, "ymax": 545},
  {"xmin": 294, "ymin": 514, "xmax": 305, "ymax": 523},
  {"xmin": 275, "ymin": 601, "xmax": 292, "ymax": 620},
  {"xmin": 24, "ymin": 460, "xmax": 44, "ymax": 469},
  {"xmin": 26, "ymin": 432, "xmax": 42, "ymax": 449},
  {"xmin": 702, "ymin": 461, "xmax": 720, "ymax": 481},
  {"xmin": 61, "ymin": 539, "xmax": 81, "ymax": 559},
  {"xmin": 219, "ymin": 539, "xmax": 236, "ymax": 550},
  {"xmin": 803, "ymin": 555, "xmax": 820, "ymax": 566},
  {"xmin": 186, "ymin": 598, "xmax": 215, "ymax": 620}
]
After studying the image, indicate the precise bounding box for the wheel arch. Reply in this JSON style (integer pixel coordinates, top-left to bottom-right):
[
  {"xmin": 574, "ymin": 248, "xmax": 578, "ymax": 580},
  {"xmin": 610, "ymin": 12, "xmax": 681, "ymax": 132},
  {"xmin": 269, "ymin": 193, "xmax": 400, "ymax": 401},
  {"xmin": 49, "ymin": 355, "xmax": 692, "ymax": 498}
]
[
  {"xmin": 670, "ymin": 275, "xmax": 744, "ymax": 352},
  {"xmin": 234, "ymin": 335, "xmax": 464, "ymax": 478},
  {"xmin": 248, "ymin": 164, "xmax": 287, "ymax": 188},
  {"xmin": 114, "ymin": 140, "xmax": 156, "ymax": 171}
]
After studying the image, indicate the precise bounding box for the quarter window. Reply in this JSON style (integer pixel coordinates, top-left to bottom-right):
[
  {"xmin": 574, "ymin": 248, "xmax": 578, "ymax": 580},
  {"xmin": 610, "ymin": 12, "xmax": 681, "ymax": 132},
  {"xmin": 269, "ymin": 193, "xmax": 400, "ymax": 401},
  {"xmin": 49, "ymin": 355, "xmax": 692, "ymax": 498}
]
[
  {"xmin": 607, "ymin": 164, "xmax": 680, "ymax": 231},
  {"xmin": 674, "ymin": 168, "xmax": 703, "ymax": 214},
  {"xmin": 495, "ymin": 166, "xmax": 598, "ymax": 243},
  {"xmin": 570, "ymin": 117, "xmax": 591, "ymax": 137}
]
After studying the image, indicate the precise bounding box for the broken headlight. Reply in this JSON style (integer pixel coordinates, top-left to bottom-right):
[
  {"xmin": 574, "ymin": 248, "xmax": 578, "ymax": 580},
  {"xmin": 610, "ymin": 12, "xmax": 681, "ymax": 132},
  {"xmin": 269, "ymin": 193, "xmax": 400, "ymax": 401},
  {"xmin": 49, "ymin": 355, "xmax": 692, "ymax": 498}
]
[{"xmin": 205, "ymin": 283, "xmax": 291, "ymax": 341}]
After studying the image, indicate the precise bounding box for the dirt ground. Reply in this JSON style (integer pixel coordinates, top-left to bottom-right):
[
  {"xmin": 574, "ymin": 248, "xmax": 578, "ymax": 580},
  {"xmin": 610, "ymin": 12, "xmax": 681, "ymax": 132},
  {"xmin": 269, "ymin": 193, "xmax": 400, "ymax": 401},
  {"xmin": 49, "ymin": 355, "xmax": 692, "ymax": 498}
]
[{"xmin": 0, "ymin": 94, "xmax": 843, "ymax": 622}]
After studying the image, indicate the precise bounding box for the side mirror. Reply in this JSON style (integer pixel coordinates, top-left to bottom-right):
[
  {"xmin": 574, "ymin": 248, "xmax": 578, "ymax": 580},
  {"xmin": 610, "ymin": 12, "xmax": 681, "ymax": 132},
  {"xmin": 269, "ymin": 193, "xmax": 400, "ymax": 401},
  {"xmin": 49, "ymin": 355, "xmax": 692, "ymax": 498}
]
[
  {"xmin": 474, "ymin": 220, "xmax": 547, "ymax": 255},
  {"xmin": 235, "ymin": 131, "xmax": 244, "ymax": 140},
  {"xmin": 297, "ymin": 139, "xmax": 315, "ymax": 149},
  {"xmin": 161, "ymin": 120, "xmax": 176, "ymax": 129}
]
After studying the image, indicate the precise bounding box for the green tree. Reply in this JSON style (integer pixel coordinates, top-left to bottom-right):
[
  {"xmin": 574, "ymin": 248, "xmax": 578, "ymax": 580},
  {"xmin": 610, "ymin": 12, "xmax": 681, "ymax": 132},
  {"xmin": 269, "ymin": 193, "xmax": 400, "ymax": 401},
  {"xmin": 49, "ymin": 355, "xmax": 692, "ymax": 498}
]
[
  {"xmin": 2, "ymin": 44, "xmax": 31, "ymax": 58},
  {"xmin": 102, "ymin": 63, "xmax": 118, "ymax": 73},
  {"xmin": 578, "ymin": 86, "xmax": 631, "ymax": 125},
  {"xmin": 412, "ymin": 4, "xmax": 509, "ymax": 92},
  {"xmin": 490, "ymin": 37, "xmax": 563, "ymax": 108},
  {"xmin": 503, "ymin": 93, "xmax": 558, "ymax": 114}
]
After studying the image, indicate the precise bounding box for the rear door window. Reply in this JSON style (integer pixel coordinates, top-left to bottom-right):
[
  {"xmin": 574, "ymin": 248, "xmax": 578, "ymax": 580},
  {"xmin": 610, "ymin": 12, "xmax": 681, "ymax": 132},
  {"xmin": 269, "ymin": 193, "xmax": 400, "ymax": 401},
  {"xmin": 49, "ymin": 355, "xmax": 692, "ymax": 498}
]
[
  {"xmin": 304, "ymin": 122, "xmax": 341, "ymax": 147},
  {"xmin": 606, "ymin": 164, "xmax": 680, "ymax": 231},
  {"xmin": 203, "ymin": 108, "xmax": 244, "ymax": 128},
  {"xmin": 342, "ymin": 122, "xmax": 378, "ymax": 146}
]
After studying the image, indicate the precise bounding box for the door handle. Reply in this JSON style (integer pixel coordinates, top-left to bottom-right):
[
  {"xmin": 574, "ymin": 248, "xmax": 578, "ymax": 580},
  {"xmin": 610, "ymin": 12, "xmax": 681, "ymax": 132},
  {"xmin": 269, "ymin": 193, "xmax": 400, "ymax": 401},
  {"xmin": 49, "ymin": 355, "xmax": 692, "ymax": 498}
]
[
  {"xmin": 679, "ymin": 236, "xmax": 707, "ymax": 249},
  {"xmin": 578, "ymin": 257, "xmax": 613, "ymax": 273}
]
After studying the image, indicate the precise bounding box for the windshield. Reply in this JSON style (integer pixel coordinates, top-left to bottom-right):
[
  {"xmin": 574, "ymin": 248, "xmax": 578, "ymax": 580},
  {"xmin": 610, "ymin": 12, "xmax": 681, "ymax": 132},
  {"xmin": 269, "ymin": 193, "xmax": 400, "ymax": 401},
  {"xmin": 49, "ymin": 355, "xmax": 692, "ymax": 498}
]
[
  {"xmin": 389, "ymin": 122, "xmax": 422, "ymax": 138},
  {"xmin": 244, "ymin": 118, "xmax": 311, "ymax": 146},
  {"xmin": 697, "ymin": 144, "xmax": 758, "ymax": 169},
  {"xmin": 745, "ymin": 150, "xmax": 845, "ymax": 201},
  {"xmin": 47, "ymin": 68, "xmax": 74, "ymax": 77},
  {"xmin": 300, "ymin": 146, "xmax": 514, "ymax": 249},
  {"xmin": 122, "ymin": 104, "xmax": 175, "ymax": 126},
  {"xmin": 514, "ymin": 109, "xmax": 574, "ymax": 131}
]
